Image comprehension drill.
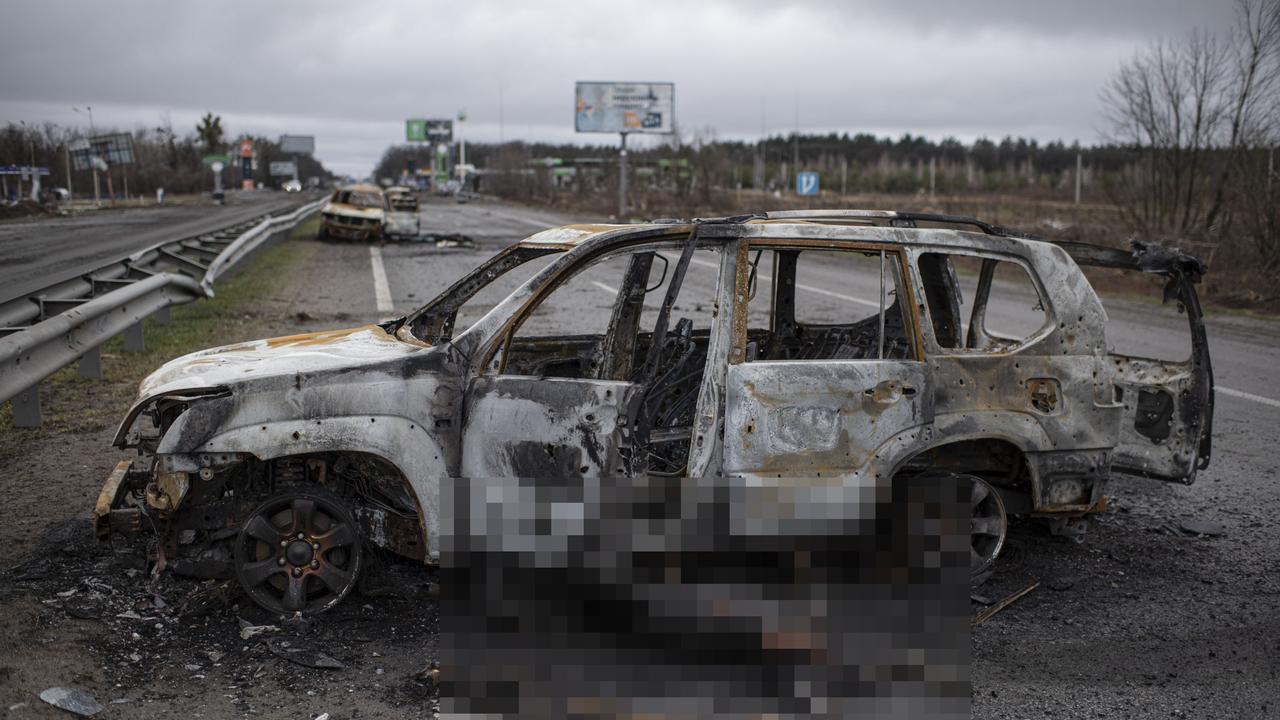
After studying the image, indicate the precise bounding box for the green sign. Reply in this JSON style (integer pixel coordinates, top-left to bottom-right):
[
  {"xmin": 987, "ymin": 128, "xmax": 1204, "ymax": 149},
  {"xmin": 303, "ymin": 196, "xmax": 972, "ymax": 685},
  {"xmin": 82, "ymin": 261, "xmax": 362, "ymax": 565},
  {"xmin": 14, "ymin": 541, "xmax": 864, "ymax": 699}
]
[
  {"xmin": 406, "ymin": 119, "xmax": 427, "ymax": 142},
  {"xmin": 201, "ymin": 154, "xmax": 230, "ymax": 168}
]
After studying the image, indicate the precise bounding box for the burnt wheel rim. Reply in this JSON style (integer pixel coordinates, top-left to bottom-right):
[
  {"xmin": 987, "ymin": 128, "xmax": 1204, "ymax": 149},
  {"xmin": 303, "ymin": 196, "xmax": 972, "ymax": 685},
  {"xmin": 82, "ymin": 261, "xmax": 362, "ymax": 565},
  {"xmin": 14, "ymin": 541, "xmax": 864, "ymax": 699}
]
[
  {"xmin": 969, "ymin": 476, "xmax": 1007, "ymax": 576},
  {"xmin": 234, "ymin": 492, "xmax": 361, "ymax": 615}
]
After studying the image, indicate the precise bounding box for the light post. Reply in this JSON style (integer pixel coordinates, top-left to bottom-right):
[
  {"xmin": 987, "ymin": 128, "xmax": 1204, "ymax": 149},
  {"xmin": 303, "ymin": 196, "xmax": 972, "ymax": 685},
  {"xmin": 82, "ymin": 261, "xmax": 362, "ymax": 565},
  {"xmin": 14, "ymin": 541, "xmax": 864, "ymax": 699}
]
[
  {"xmin": 457, "ymin": 108, "xmax": 467, "ymax": 189},
  {"xmin": 72, "ymin": 106, "xmax": 100, "ymax": 205}
]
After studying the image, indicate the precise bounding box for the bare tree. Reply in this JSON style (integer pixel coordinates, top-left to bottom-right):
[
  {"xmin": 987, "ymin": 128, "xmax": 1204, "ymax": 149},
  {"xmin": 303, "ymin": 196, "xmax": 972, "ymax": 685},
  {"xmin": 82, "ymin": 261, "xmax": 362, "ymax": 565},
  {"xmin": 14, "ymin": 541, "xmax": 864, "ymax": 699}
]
[{"xmin": 1101, "ymin": 0, "xmax": 1280, "ymax": 268}]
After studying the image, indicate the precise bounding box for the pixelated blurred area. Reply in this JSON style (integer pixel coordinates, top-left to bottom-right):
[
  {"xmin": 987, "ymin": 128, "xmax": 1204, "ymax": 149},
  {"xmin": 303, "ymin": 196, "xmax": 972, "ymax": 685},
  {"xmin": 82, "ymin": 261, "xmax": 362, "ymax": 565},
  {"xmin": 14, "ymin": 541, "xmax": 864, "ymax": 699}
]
[{"xmin": 441, "ymin": 470, "xmax": 969, "ymax": 719}]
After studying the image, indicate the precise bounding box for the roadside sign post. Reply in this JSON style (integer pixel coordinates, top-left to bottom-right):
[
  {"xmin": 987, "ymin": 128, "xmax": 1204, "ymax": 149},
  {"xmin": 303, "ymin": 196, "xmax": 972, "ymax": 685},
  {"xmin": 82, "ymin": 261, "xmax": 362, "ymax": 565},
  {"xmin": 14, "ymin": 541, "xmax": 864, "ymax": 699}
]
[
  {"xmin": 239, "ymin": 139, "xmax": 254, "ymax": 191},
  {"xmin": 279, "ymin": 136, "xmax": 315, "ymax": 183},
  {"xmin": 796, "ymin": 171, "xmax": 819, "ymax": 197},
  {"xmin": 619, "ymin": 132, "xmax": 629, "ymax": 218},
  {"xmin": 211, "ymin": 161, "xmax": 224, "ymax": 202},
  {"xmin": 574, "ymin": 82, "xmax": 675, "ymax": 219}
]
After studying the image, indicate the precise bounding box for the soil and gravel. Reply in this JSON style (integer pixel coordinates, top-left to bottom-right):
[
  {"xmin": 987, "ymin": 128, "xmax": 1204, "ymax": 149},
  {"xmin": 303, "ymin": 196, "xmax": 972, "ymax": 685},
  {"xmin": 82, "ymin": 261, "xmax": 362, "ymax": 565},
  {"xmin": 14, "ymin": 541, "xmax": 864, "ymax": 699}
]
[{"xmin": 0, "ymin": 196, "xmax": 1277, "ymax": 718}]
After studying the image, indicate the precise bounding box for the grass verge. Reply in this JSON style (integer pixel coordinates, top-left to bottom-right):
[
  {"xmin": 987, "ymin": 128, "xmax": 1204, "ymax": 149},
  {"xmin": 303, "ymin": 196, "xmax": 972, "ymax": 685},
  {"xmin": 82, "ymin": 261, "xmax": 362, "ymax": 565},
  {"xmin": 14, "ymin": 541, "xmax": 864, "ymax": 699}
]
[{"xmin": 0, "ymin": 216, "xmax": 320, "ymax": 436}]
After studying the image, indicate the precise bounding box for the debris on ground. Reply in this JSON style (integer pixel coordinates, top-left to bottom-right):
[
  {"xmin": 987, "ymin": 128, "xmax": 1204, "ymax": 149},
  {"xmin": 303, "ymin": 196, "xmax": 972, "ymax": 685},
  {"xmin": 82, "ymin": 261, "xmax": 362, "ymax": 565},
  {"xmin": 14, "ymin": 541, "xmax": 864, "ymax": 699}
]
[
  {"xmin": 973, "ymin": 580, "xmax": 1040, "ymax": 626},
  {"xmin": 38, "ymin": 687, "xmax": 103, "ymax": 717},
  {"xmin": 266, "ymin": 637, "xmax": 346, "ymax": 669},
  {"xmin": 1177, "ymin": 518, "xmax": 1227, "ymax": 537},
  {"xmin": 238, "ymin": 621, "xmax": 280, "ymax": 640},
  {"xmin": 417, "ymin": 232, "xmax": 474, "ymax": 248}
]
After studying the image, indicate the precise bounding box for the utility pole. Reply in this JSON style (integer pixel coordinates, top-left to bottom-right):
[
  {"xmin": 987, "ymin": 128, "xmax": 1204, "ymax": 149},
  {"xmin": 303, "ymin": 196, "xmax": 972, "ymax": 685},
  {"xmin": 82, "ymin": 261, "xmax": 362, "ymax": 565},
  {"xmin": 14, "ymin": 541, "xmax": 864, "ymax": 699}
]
[
  {"xmin": 64, "ymin": 139, "xmax": 72, "ymax": 200},
  {"xmin": 618, "ymin": 131, "xmax": 629, "ymax": 218},
  {"xmin": 841, "ymin": 158, "xmax": 847, "ymax": 196},
  {"xmin": 1074, "ymin": 151, "xmax": 1082, "ymax": 205},
  {"xmin": 929, "ymin": 157, "xmax": 936, "ymax": 198},
  {"xmin": 754, "ymin": 96, "xmax": 766, "ymax": 192},
  {"xmin": 792, "ymin": 96, "xmax": 799, "ymax": 175},
  {"xmin": 457, "ymin": 108, "xmax": 467, "ymax": 188}
]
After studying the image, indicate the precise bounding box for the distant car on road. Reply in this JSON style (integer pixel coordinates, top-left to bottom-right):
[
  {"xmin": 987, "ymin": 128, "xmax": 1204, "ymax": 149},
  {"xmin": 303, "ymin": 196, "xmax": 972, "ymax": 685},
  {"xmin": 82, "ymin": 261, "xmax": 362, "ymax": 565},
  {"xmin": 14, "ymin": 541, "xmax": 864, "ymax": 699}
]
[
  {"xmin": 383, "ymin": 185, "xmax": 421, "ymax": 239},
  {"xmin": 282, "ymin": 179, "xmax": 302, "ymax": 193},
  {"xmin": 317, "ymin": 183, "xmax": 387, "ymax": 242}
]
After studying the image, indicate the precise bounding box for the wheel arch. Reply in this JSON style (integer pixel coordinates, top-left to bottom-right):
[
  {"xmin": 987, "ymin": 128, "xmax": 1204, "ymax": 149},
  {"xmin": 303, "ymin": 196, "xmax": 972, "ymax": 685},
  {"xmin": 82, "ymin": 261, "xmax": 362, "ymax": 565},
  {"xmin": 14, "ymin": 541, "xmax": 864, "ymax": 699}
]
[{"xmin": 159, "ymin": 415, "xmax": 447, "ymax": 561}]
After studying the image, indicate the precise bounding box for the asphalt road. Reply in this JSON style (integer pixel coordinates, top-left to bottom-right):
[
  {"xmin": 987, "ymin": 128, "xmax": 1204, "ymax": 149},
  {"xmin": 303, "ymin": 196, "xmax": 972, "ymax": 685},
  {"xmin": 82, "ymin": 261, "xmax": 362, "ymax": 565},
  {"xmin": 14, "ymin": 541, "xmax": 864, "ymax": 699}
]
[
  {"xmin": 0, "ymin": 190, "xmax": 313, "ymax": 303},
  {"xmin": 356, "ymin": 197, "xmax": 1280, "ymax": 718}
]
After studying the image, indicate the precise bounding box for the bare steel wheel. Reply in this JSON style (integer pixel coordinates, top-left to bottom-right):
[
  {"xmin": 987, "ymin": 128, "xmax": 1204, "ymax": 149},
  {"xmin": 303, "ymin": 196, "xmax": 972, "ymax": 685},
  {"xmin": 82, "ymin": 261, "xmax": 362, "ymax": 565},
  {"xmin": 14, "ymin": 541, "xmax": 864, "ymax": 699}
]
[
  {"xmin": 967, "ymin": 474, "xmax": 1007, "ymax": 576},
  {"xmin": 234, "ymin": 490, "xmax": 362, "ymax": 615}
]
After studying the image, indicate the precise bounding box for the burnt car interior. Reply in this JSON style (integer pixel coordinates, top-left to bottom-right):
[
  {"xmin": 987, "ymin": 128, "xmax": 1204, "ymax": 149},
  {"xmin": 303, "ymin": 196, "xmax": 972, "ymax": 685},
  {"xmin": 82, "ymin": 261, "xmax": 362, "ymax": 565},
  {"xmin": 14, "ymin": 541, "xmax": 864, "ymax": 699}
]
[
  {"xmin": 332, "ymin": 189, "xmax": 386, "ymax": 208},
  {"xmin": 388, "ymin": 192, "xmax": 419, "ymax": 211},
  {"xmin": 743, "ymin": 246, "xmax": 912, "ymax": 363}
]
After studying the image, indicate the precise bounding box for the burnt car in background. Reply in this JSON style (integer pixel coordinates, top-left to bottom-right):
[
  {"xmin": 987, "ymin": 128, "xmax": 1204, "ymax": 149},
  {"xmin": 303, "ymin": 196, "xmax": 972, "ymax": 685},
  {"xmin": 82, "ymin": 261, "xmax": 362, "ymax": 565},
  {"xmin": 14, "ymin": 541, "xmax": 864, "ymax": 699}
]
[
  {"xmin": 383, "ymin": 185, "xmax": 421, "ymax": 239},
  {"xmin": 317, "ymin": 183, "xmax": 387, "ymax": 242},
  {"xmin": 95, "ymin": 210, "xmax": 1213, "ymax": 614}
]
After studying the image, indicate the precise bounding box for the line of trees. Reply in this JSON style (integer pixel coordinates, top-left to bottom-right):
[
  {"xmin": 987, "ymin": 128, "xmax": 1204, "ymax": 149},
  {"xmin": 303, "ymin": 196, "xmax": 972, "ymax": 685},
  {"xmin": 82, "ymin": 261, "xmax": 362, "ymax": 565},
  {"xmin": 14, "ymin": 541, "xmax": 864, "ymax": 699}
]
[{"xmin": 0, "ymin": 112, "xmax": 334, "ymax": 201}]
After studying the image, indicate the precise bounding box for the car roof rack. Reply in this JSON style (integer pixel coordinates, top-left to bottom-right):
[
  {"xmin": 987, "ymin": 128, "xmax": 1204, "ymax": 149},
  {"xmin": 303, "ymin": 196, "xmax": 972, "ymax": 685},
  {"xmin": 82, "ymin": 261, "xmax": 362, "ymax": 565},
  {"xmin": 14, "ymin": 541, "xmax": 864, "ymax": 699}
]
[{"xmin": 760, "ymin": 209, "xmax": 1041, "ymax": 241}]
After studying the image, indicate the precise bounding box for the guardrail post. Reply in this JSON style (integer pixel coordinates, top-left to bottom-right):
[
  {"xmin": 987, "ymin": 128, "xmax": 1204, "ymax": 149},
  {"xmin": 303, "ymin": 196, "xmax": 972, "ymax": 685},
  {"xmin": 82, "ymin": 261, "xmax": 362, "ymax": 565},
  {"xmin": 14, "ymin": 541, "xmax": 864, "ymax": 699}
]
[
  {"xmin": 123, "ymin": 322, "xmax": 145, "ymax": 352},
  {"xmin": 78, "ymin": 345, "xmax": 103, "ymax": 379},
  {"xmin": 154, "ymin": 306, "xmax": 171, "ymax": 326},
  {"xmin": 11, "ymin": 387, "xmax": 41, "ymax": 427}
]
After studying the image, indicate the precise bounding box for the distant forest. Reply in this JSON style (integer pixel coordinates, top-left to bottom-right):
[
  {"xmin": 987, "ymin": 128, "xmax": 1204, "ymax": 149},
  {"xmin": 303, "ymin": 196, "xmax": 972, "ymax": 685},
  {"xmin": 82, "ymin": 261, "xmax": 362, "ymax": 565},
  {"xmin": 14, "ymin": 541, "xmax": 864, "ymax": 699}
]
[{"xmin": 375, "ymin": 132, "xmax": 1133, "ymax": 198}]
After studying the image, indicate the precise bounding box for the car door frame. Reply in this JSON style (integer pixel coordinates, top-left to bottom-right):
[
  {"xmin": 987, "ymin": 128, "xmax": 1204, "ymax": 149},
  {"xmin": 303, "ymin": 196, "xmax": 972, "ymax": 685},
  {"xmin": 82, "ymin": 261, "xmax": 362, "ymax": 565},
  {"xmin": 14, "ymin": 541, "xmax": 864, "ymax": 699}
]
[{"xmin": 457, "ymin": 227, "xmax": 730, "ymax": 482}]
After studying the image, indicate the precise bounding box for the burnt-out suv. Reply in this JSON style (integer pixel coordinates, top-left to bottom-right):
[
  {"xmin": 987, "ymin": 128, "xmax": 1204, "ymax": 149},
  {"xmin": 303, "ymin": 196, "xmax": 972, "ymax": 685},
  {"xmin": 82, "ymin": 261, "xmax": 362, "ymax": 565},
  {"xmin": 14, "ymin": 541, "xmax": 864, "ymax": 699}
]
[{"xmin": 96, "ymin": 210, "xmax": 1213, "ymax": 613}]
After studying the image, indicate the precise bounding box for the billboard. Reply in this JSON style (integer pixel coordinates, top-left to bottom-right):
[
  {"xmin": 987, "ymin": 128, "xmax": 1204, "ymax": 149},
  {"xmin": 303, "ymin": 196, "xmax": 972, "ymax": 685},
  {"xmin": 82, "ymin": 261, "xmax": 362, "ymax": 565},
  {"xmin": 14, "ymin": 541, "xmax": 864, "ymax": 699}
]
[
  {"xmin": 406, "ymin": 119, "xmax": 453, "ymax": 142},
  {"xmin": 575, "ymin": 82, "xmax": 674, "ymax": 134},
  {"xmin": 269, "ymin": 161, "xmax": 297, "ymax": 177},
  {"xmin": 279, "ymin": 135, "xmax": 315, "ymax": 154},
  {"xmin": 70, "ymin": 134, "xmax": 136, "ymax": 170}
]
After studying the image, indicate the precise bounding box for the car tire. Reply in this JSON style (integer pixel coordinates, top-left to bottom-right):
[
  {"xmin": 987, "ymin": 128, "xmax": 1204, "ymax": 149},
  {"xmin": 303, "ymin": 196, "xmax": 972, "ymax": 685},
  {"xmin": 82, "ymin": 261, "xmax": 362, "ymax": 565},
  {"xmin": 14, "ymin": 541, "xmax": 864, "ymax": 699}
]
[{"xmin": 233, "ymin": 486, "xmax": 363, "ymax": 615}]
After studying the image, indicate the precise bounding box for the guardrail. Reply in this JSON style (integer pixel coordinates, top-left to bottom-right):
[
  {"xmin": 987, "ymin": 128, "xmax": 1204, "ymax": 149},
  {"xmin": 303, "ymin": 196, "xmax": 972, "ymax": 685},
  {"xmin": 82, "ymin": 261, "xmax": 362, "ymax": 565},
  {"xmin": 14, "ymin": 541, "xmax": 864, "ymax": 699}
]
[{"xmin": 0, "ymin": 198, "xmax": 324, "ymax": 427}]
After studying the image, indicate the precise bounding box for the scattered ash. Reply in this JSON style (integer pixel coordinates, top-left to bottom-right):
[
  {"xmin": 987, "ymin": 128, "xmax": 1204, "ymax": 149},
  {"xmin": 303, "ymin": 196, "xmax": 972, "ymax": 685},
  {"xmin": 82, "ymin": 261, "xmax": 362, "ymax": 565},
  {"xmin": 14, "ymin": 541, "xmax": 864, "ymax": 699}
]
[{"xmin": 2, "ymin": 518, "xmax": 439, "ymax": 715}]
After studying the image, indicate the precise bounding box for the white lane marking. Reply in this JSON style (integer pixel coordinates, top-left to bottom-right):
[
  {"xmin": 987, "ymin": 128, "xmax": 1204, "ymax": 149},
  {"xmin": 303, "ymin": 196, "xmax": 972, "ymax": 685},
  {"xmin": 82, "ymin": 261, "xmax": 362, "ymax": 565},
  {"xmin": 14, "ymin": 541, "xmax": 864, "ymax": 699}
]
[
  {"xmin": 369, "ymin": 246, "xmax": 394, "ymax": 313},
  {"xmin": 684, "ymin": 255, "xmax": 878, "ymax": 307},
  {"xmin": 1217, "ymin": 386, "xmax": 1280, "ymax": 409},
  {"xmin": 590, "ymin": 280, "xmax": 618, "ymax": 295}
]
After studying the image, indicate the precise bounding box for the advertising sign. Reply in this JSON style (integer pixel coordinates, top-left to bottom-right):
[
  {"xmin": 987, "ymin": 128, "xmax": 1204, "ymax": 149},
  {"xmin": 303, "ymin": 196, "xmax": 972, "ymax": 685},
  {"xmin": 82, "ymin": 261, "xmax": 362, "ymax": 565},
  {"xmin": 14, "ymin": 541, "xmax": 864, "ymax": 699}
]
[
  {"xmin": 406, "ymin": 119, "xmax": 453, "ymax": 143},
  {"xmin": 796, "ymin": 171, "xmax": 820, "ymax": 196},
  {"xmin": 278, "ymin": 135, "xmax": 315, "ymax": 155},
  {"xmin": 70, "ymin": 134, "xmax": 136, "ymax": 170},
  {"xmin": 239, "ymin": 139, "xmax": 254, "ymax": 158},
  {"xmin": 269, "ymin": 161, "xmax": 297, "ymax": 177},
  {"xmin": 575, "ymin": 82, "xmax": 675, "ymax": 134}
]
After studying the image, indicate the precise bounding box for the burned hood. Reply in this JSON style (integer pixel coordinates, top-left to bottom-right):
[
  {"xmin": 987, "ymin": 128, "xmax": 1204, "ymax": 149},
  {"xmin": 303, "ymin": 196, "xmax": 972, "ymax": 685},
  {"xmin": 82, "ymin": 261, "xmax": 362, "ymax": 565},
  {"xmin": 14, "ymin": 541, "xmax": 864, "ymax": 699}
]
[
  {"xmin": 323, "ymin": 203, "xmax": 385, "ymax": 220},
  {"xmin": 137, "ymin": 325, "xmax": 426, "ymax": 399}
]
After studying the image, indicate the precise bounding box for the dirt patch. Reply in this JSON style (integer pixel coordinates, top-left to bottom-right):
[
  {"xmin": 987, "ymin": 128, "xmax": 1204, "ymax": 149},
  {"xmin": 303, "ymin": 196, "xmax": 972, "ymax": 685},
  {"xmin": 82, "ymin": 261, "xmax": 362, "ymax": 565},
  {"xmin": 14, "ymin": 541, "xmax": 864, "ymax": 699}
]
[
  {"xmin": 0, "ymin": 200, "xmax": 57, "ymax": 221},
  {"xmin": 0, "ymin": 226, "xmax": 437, "ymax": 717}
]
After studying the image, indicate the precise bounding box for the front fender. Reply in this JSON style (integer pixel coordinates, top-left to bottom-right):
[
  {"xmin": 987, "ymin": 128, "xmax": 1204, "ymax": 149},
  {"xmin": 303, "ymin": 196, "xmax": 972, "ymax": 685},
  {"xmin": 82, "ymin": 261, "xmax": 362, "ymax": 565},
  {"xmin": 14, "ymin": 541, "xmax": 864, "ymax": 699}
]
[{"xmin": 158, "ymin": 415, "xmax": 449, "ymax": 561}]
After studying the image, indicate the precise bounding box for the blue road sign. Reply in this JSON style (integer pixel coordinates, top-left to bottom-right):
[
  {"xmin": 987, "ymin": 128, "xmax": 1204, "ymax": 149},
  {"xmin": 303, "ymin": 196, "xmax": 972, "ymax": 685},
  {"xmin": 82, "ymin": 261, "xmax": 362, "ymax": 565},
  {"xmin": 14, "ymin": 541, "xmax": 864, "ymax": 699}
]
[{"xmin": 796, "ymin": 171, "xmax": 819, "ymax": 196}]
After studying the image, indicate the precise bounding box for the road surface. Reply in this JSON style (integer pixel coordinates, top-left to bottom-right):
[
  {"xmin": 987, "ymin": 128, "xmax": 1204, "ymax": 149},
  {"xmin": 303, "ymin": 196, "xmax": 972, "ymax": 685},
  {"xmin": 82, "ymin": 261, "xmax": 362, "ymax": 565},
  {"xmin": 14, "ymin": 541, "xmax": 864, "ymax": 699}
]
[{"xmin": 0, "ymin": 191, "xmax": 314, "ymax": 303}]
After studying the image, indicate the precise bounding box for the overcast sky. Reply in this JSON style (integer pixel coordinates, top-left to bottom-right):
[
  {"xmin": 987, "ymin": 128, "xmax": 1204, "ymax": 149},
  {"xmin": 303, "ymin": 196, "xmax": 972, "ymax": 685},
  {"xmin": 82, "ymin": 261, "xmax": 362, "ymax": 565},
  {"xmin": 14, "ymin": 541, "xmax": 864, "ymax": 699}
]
[{"xmin": 0, "ymin": 0, "xmax": 1234, "ymax": 177}]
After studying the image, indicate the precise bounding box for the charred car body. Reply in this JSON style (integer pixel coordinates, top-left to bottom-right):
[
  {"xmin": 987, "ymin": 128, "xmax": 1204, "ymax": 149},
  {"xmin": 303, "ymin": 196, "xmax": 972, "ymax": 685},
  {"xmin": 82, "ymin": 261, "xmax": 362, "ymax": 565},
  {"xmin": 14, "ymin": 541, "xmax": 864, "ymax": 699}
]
[
  {"xmin": 317, "ymin": 183, "xmax": 387, "ymax": 242},
  {"xmin": 383, "ymin": 185, "xmax": 421, "ymax": 239},
  {"xmin": 97, "ymin": 211, "xmax": 1214, "ymax": 614}
]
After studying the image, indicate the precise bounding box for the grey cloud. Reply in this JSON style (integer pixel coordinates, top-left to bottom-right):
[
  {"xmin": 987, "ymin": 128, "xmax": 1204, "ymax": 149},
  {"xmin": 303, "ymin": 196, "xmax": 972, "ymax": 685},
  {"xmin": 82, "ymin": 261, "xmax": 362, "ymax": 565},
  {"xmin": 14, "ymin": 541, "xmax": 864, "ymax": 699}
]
[{"xmin": 0, "ymin": 0, "xmax": 1235, "ymax": 176}]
